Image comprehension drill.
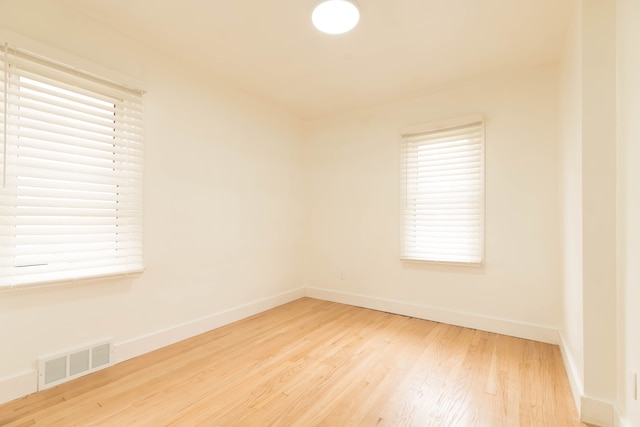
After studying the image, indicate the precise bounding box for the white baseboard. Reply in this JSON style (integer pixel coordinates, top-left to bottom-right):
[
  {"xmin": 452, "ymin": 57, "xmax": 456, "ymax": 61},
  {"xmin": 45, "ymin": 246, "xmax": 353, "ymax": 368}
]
[
  {"xmin": 0, "ymin": 287, "xmax": 305, "ymax": 406},
  {"xmin": 0, "ymin": 371, "xmax": 37, "ymax": 405},
  {"xmin": 581, "ymin": 396, "xmax": 626, "ymax": 427},
  {"xmin": 0, "ymin": 286, "xmax": 558, "ymax": 407},
  {"xmin": 615, "ymin": 411, "xmax": 629, "ymax": 427},
  {"xmin": 558, "ymin": 332, "xmax": 583, "ymax": 414},
  {"xmin": 113, "ymin": 287, "xmax": 305, "ymax": 364},
  {"xmin": 6, "ymin": 285, "xmax": 623, "ymax": 426},
  {"xmin": 305, "ymin": 286, "xmax": 559, "ymax": 344},
  {"xmin": 558, "ymin": 332, "xmax": 623, "ymax": 427},
  {"xmin": 581, "ymin": 396, "xmax": 616, "ymax": 427}
]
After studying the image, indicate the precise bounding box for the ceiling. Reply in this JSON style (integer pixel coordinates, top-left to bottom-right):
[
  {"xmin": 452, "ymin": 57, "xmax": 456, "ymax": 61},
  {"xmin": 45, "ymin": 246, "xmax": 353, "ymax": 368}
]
[{"xmin": 58, "ymin": 0, "xmax": 574, "ymax": 120}]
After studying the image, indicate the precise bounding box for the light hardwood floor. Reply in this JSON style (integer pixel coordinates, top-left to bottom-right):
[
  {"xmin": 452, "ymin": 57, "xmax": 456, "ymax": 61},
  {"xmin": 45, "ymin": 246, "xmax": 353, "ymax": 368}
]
[{"xmin": 0, "ymin": 298, "xmax": 591, "ymax": 426}]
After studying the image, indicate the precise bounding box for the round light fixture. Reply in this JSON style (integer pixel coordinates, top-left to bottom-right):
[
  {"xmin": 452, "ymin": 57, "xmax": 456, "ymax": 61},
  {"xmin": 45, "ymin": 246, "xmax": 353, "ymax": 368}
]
[{"xmin": 312, "ymin": 0, "xmax": 360, "ymax": 35}]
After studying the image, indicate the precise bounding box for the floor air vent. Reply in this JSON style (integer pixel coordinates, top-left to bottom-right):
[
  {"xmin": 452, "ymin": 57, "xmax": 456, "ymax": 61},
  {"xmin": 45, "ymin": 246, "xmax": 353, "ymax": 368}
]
[{"xmin": 38, "ymin": 340, "xmax": 113, "ymax": 390}]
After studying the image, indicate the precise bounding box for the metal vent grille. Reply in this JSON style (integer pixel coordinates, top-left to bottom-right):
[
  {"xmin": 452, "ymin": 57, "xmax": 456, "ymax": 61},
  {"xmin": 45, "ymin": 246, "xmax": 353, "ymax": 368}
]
[{"xmin": 38, "ymin": 340, "xmax": 113, "ymax": 390}]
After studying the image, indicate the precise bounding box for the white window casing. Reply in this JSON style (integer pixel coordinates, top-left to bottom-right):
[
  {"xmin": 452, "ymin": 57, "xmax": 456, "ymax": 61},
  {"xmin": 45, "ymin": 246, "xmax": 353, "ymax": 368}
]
[
  {"xmin": 400, "ymin": 114, "xmax": 484, "ymax": 265},
  {"xmin": 0, "ymin": 42, "xmax": 144, "ymax": 289}
]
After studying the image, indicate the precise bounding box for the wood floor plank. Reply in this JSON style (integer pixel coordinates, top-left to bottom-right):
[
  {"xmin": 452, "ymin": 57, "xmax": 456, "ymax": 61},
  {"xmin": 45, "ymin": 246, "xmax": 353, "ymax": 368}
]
[{"xmin": 0, "ymin": 298, "xmax": 592, "ymax": 426}]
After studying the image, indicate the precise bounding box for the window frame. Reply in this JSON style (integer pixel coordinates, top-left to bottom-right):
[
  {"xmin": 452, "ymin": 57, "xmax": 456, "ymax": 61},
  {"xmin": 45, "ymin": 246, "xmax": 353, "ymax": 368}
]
[
  {"xmin": 0, "ymin": 42, "xmax": 144, "ymax": 289},
  {"xmin": 399, "ymin": 114, "xmax": 485, "ymax": 266}
]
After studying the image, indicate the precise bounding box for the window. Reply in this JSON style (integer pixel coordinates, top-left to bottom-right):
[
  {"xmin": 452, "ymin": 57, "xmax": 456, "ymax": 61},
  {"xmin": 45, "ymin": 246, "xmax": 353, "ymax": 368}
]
[
  {"xmin": 400, "ymin": 115, "xmax": 484, "ymax": 264},
  {"xmin": 0, "ymin": 43, "xmax": 144, "ymax": 288}
]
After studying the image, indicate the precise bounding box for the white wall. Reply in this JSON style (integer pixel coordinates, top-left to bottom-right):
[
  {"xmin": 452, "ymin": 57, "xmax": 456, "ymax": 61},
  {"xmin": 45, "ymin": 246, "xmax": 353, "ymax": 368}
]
[
  {"xmin": 617, "ymin": 0, "xmax": 640, "ymax": 424},
  {"xmin": 305, "ymin": 64, "xmax": 562, "ymax": 336},
  {"xmin": 559, "ymin": 1, "xmax": 621, "ymax": 424},
  {"xmin": 559, "ymin": 0, "xmax": 584, "ymax": 409},
  {"xmin": 0, "ymin": 0, "xmax": 305, "ymax": 396},
  {"xmin": 580, "ymin": 0, "xmax": 618, "ymax": 411}
]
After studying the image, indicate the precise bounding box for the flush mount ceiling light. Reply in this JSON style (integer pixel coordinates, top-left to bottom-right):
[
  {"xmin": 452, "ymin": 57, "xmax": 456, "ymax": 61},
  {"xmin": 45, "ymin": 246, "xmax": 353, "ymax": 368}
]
[{"xmin": 312, "ymin": 0, "xmax": 360, "ymax": 35}]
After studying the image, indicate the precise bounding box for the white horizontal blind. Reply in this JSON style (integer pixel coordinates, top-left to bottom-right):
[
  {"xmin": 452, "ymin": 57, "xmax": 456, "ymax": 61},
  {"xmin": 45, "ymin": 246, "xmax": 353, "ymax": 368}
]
[
  {"xmin": 400, "ymin": 116, "xmax": 484, "ymax": 264},
  {"xmin": 0, "ymin": 43, "xmax": 144, "ymax": 288}
]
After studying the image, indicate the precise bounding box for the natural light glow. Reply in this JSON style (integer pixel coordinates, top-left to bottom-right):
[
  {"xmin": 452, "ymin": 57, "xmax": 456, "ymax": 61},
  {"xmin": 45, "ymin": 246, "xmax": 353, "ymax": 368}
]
[{"xmin": 312, "ymin": 0, "xmax": 360, "ymax": 35}]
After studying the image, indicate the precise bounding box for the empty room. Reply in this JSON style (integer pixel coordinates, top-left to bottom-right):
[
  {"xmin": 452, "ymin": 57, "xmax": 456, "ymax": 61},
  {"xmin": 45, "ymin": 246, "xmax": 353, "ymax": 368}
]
[{"xmin": 0, "ymin": 0, "xmax": 638, "ymax": 426}]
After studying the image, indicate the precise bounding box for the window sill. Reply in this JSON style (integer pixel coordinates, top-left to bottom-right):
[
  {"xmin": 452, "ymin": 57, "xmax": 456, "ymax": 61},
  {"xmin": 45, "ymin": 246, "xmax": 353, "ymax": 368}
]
[
  {"xmin": 400, "ymin": 258, "xmax": 484, "ymax": 268},
  {"xmin": 0, "ymin": 268, "xmax": 144, "ymax": 293}
]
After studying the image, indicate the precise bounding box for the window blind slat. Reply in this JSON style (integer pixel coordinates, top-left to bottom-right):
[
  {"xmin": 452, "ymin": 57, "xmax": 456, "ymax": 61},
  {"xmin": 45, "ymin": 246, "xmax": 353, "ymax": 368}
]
[
  {"xmin": 13, "ymin": 187, "xmax": 140, "ymax": 202},
  {"xmin": 3, "ymin": 225, "xmax": 139, "ymax": 236},
  {"xmin": 8, "ymin": 116, "xmax": 138, "ymax": 144},
  {"xmin": 0, "ymin": 215, "xmax": 142, "ymax": 226},
  {"xmin": 13, "ymin": 240, "xmax": 141, "ymax": 254},
  {"xmin": 11, "ymin": 85, "xmax": 118, "ymax": 115},
  {"xmin": 406, "ymin": 158, "xmax": 482, "ymax": 169},
  {"xmin": 7, "ymin": 107, "xmax": 144, "ymax": 136},
  {"xmin": 8, "ymin": 128, "xmax": 142, "ymax": 154}
]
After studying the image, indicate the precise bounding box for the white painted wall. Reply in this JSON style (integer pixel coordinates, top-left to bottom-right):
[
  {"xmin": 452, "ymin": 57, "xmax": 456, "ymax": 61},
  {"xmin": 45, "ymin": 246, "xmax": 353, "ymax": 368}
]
[
  {"xmin": 559, "ymin": 0, "xmax": 585, "ymax": 410},
  {"xmin": 617, "ymin": 0, "xmax": 640, "ymax": 424},
  {"xmin": 0, "ymin": 0, "xmax": 305, "ymax": 389},
  {"xmin": 580, "ymin": 0, "xmax": 618, "ymax": 411},
  {"xmin": 305, "ymin": 64, "xmax": 562, "ymax": 333},
  {"xmin": 560, "ymin": 0, "xmax": 638, "ymax": 426}
]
